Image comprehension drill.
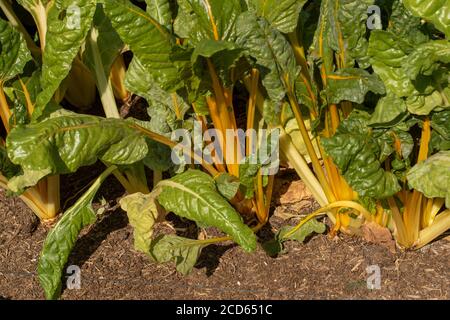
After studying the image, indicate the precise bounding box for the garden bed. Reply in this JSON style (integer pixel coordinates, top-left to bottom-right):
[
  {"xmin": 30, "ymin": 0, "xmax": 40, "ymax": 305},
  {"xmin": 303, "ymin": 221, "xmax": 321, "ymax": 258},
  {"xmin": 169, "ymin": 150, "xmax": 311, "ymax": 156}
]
[{"xmin": 1, "ymin": 171, "xmax": 448, "ymax": 300}]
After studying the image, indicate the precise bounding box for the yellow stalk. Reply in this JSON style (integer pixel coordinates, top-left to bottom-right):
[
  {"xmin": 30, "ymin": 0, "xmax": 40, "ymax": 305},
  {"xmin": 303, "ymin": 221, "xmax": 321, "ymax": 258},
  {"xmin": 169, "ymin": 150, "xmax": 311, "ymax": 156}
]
[
  {"xmin": 0, "ymin": 85, "xmax": 11, "ymax": 133},
  {"xmin": 388, "ymin": 197, "xmax": 409, "ymax": 247},
  {"xmin": 286, "ymin": 91, "xmax": 336, "ymax": 203},
  {"xmin": 18, "ymin": 78, "xmax": 35, "ymax": 116},
  {"xmin": 416, "ymin": 209, "xmax": 450, "ymax": 249},
  {"xmin": 285, "ymin": 200, "xmax": 372, "ymax": 239},
  {"xmin": 246, "ymin": 69, "xmax": 259, "ymax": 155},
  {"xmin": 110, "ymin": 55, "xmax": 130, "ymax": 102}
]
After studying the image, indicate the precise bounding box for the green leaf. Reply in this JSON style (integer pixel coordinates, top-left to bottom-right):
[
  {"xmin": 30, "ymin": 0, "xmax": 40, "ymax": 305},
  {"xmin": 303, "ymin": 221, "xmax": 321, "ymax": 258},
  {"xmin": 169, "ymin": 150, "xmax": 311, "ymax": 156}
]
[
  {"xmin": 321, "ymin": 111, "xmax": 402, "ymax": 198},
  {"xmin": 145, "ymin": 0, "xmax": 173, "ymax": 30},
  {"xmin": 238, "ymin": 156, "xmax": 261, "ymax": 199},
  {"xmin": 263, "ymin": 219, "xmax": 326, "ymax": 256},
  {"xmin": 310, "ymin": 0, "xmax": 375, "ymax": 70},
  {"xmin": 368, "ymin": 94, "xmax": 407, "ymax": 127},
  {"xmin": 38, "ymin": 165, "xmax": 116, "ymax": 300},
  {"xmin": 83, "ymin": 4, "xmax": 124, "ymax": 77},
  {"xmin": 245, "ymin": 0, "xmax": 308, "ymax": 34},
  {"xmin": 0, "ymin": 18, "xmax": 32, "ymax": 83},
  {"xmin": 157, "ymin": 169, "xmax": 257, "ymax": 251},
  {"xmin": 34, "ymin": 0, "xmax": 97, "ymax": 119},
  {"xmin": 326, "ymin": 68, "xmax": 385, "ymax": 104},
  {"xmin": 215, "ymin": 172, "xmax": 240, "ymax": 200},
  {"xmin": 0, "ymin": 145, "xmax": 21, "ymax": 180},
  {"xmin": 149, "ymin": 234, "xmax": 206, "ymax": 275},
  {"xmin": 278, "ymin": 219, "xmax": 327, "ymax": 242},
  {"xmin": 431, "ymin": 110, "xmax": 450, "ymax": 141},
  {"xmin": 402, "ymin": 0, "xmax": 450, "ymax": 38},
  {"xmin": 119, "ymin": 190, "xmax": 162, "ymax": 254},
  {"xmin": 388, "ymin": 0, "xmax": 429, "ymax": 44},
  {"xmin": 236, "ymin": 12, "xmax": 300, "ymax": 103},
  {"xmin": 404, "ymin": 40, "xmax": 450, "ymax": 79},
  {"xmin": 6, "ymin": 110, "xmax": 150, "ymax": 192},
  {"xmin": 125, "ymin": 57, "xmax": 189, "ymax": 132},
  {"xmin": 102, "ymin": 0, "xmax": 180, "ymax": 91},
  {"xmin": 368, "ymin": 30, "xmax": 416, "ymax": 97},
  {"xmin": 174, "ymin": 0, "xmax": 243, "ymax": 44},
  {"xmin": 407, "ymin": 151, "xmax": 450, "ymax": 208}
]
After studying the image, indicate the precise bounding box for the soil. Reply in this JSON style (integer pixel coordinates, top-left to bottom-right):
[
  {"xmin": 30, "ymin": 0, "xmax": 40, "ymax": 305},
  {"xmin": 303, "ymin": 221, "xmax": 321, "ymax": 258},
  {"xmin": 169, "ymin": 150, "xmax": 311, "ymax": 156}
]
[{"xmin": 0, "ymin": 168, "xmax": 449, "ymax": 300}]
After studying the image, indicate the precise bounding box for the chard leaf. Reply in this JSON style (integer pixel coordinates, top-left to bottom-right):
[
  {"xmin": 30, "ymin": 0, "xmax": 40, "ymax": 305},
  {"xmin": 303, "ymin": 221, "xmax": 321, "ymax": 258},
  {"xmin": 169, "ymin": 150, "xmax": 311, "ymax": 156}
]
[
  {"xmin": 278, "ymin": 219, "xmax": 327, "ymax": 243},
  {"xmin": 238, "ymin": 157, "xmax": 261, "ymax": 199},
  {"xmin": 310, "ymin": 0, "xmax": 374, "ymax": 70},
  {"xmin": 6, "ymin": 111, "xmax": 150, "ymax": 192},
  {"xmin": 263, "ymin": 219, "xmax": 326, "ymax": 256},
  {"xmin": 119, "ymin": 190, "xmax": 163, "ymax": 254},
  {"xmin": 0, "ymin": 146, "xmax": 21, "ymax": 180},
  {"xmin": 407, "ymin": 151, "xmax": 450, "ymax": 208},
  {"xmin": 245, "ymin": 0, "xmax": 308, "ymax": 34},
  {"xmin": 145, "ymin": 0, "xmax": 173, "ymax": 30},
  {"xmin": 369, "ymin": 94, "xmax": 407, "ymax": 127},
  {"xmin": 149, "ymin": 234, "xmax": 206, "ymax": 275},
  {"xmin": 321, "ymin": 111, "xmax": 401, "ymax": 198},
  {"xmin": 404, "ymin": 40, "xmax": 450, "ymax": 79},
  {"xmin": 157, "ymin": 169, "xmax": 257, "ymax": 251},
  {"xmin": 34, "ymin": 0, "xmax": 96, "ymax": 119},
  {"xmin": 83, "ymin": 4, "xmax": 124, "ymax": 78},
  {"xmin": 38, "ymin": 166, "xmax": 116, "ymax": 300},
  {"xmin": 125, "ymin": 57, "xmax": 189, "ymax": 129},
  {"xmin": 388, "ymin": 0, "xmax": 429, "ymax": 44},
  {"xmin": 368, "ymin": 30, "xmax": 415, "ymax": 97},
  {"xmin": 174, "ymin": 0, "xmax": 243, "ymax": 44},
  {"xmin": 431, "ymin": 110, "xmax": 450, "ymax": 140},
  {"xmin": 326, "ymin": 68, "xmax": 385, "ymax": 104},
  {"xmin": 235, "ymin": 12, "xmax": 299, "ymax": 103},
  {"xmin": 215, "ymin": 172, "xmax": 240, "ymax": 200},
  {"xmin": 402, "ymin": 0, "xmax": 450, "ymax": 38},
  {"xmin": 102, "ymin": 0, "xmax": 180, "ymax": 91},
  {"xmin": 0, "ymin": 19, "xmax": 32, "ymax": 83}
]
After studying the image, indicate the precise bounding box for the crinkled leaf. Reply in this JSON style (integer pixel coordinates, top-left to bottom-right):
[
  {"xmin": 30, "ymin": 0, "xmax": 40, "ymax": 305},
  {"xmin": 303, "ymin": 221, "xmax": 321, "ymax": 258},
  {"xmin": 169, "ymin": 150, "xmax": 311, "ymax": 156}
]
[
  {"xmin": 157, "ymin": 169, "xmax": 257, "ymax": 251},
  {"xmin": 326, "ymin": 68, "xmax": 385, "ymax": 104},
  {"xmin": 388, "ymin": 0, "xmax": 429, "ymax": 44},
  {"xmin": 236, "ymin": 12, "xmax": 299, "ymax": 103},
  {"xmin": 215, "ymin": 172, "xmax": 240, "ymax": 200},
  {"xmin": 368, "ymin": 30, "xmax": 416, "ymax": 97},
  {"xmin": 38, "ymin": 166, "xmax": 116, "ymax": 300},
  {"xmin": 149, "ymin": 234, "xmax": 205, "ymax": 275},
  {"xmin": 145, "ymin": 0, "xmax": 173, "ymax": 30},
  {"xmin": 405, "ymin": 41, "xmax": 450, "ymax": 79},
  {"xmin": 102, "ymin": 0, "xmax": 180, "ymax": 91},
  {"xmin": 402, "ymin": 0, "xmax": 450, "ymax": 38},
  {"xmin": 174, "ymin": 0, "xmax": 243, "ymax": 44},
  {"xmin": 119, "ymin": 190, "xmax": 162, "ymax": 253},
  {"xmin": 310, "ymin": 0, "xmax": 374, "ymax": 70},
  {"xmin": 34, "ymin": 0, "xmax": 96, "ymax": 119},
  {"xmin": 407, "ymin": 151, "xmax": 450, "ymax": 208},
  {"xmin": 245, "ymin": 0, "xmax": 307, "ymax": 33},
  {"xmin": 125, "ymin": 57, "xmax": 189, "ymax": 131},
  {"xmin": 0, "ymin": 19, "xmax": 32, "ymax": 83},
  {"xmin": 369, "ymin": 94, "xmax": 407, "ymax": 127},
  {"xmin": 6, "ymin": 110, "xmax": 150, "ymax": 192},
  {"xmin": 321, "ymin": 111, "xmax": 401, "ymax": 198}
]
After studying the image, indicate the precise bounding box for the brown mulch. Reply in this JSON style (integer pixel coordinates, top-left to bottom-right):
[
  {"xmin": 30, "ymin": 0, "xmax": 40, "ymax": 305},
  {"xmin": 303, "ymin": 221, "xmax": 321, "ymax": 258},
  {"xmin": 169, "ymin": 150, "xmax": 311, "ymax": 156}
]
[{"xmin": 0, "ymin": 170, "xmax": 449, "ymax": 300}]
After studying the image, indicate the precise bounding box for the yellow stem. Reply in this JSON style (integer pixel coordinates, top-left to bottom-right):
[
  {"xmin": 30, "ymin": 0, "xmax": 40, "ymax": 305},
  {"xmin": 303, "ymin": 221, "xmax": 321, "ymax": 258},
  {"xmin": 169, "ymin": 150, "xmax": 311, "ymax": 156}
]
[
  {"xmin": 0, "ymin": 85, "xmax": 11, "ymax": 133},
  {"xmin": 287, "ymin": 91, "xmax": 336, "ymax": 203}
]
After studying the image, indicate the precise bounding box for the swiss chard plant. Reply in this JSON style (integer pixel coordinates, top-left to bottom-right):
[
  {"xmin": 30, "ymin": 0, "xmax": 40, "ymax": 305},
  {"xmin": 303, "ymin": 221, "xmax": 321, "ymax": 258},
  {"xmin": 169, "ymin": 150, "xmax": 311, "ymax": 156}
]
[{"xmin": 0, "ymin": 0, "xmax": 449, "ymax": 300}]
